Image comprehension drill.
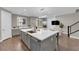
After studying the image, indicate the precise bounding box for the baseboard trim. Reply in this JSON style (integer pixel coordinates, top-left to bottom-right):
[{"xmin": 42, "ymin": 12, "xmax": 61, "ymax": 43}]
[
  {"xmin": 63, "ymin": 32, "xmax": 79, "ymax": 39},
  {"xmin": 12, "ymin": 35, "xmax": 20, "ymax": 37},
  {"xmin": 0, "ymin": 37, "xmax": 12, "ymax": 43},
  {"xmin": 70, "ymin": 36, "xmax": 79, "ymax": 40},
  {"xmin": 0, "ymin": 40, "xmax": 3, "ymax": 42}
]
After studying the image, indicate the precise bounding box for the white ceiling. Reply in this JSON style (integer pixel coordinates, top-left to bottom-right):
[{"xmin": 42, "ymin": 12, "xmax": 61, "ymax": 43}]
[{"xmin": 3, "ymin": 7, "xmax": 79, "ymax": 17}]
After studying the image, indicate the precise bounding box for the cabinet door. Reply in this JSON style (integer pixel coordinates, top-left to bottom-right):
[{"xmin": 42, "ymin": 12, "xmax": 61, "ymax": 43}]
[
  {"xmin": 26, "ymin": 34, "xmax": 30, "ymax": 49},
  {"xmin": 21, "ymin": 32, "xmax": 30, "ymax": 49},
  {"xmin": 40, "ymin": 35, "xmax": 57, "ymax": 51},
  {"xmin": 21, "ymin": 32, "xmax": 26, "ymax": 42},
  {"xmin": 12, "ymin": 29, "xmax": 20, "ymax": 36},
  {"xmin": 30, "ymin": 37, "xmax": 41, "ymax": 51}
]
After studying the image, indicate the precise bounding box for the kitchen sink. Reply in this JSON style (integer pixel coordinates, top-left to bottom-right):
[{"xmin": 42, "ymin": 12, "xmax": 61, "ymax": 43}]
[{"xmin": 27, "ymin": 31, "xmax": 36, "ymax": 33}]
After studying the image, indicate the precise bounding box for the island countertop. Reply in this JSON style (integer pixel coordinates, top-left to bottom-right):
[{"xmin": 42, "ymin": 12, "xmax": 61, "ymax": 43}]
[{"xmin": 21, "ymin": 28, "xmax": 59, "ymax": 41}]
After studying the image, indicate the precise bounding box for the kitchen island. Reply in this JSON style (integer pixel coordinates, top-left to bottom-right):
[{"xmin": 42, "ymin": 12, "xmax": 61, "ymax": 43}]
[{"xmin": 21, "ymin": 28, "xmax": 59, "ymax": 51}]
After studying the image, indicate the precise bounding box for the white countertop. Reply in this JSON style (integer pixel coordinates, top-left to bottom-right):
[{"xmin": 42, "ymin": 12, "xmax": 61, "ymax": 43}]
[
  {"xmin": 21, "ymin": 28, "xmax": 59, "ymax": 41},
  {"xmin": 21, "ymin": 28, "xmax": 32, "ymax": 32},
  {"xmin": 12, "ymin": 26, "xmax": 30, "ymax": 30}
]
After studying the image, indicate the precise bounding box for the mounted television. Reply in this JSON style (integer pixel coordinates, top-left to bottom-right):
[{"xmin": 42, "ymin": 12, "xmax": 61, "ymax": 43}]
[{"xmin": 51, "ymin": 20, "xmax": 60, "ymax": 25}]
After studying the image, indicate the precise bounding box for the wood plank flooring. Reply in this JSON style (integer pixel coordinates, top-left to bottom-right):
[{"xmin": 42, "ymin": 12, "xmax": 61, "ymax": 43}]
[
  {"xmin": 59, "ymin": 34, "xmax": 79, "ymax": 51},
  {"xmin": 0, "ymin": 36, "xmax": 29, "ymax": 51},
  {"xmin": 0, "ymin": 34, "xmax": 79, "ymax": 51}
]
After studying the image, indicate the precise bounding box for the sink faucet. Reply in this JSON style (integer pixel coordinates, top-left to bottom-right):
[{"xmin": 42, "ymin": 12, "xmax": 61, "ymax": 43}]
[{"xmin": 33, "ymin": 25, "xmax": 37, "ymax": 32}]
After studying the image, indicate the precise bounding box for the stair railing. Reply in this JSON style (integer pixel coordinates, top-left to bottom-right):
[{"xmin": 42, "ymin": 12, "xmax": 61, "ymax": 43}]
[{"xmin": 68, "ymin": 21, "xmax": 79, "ymax": 37}]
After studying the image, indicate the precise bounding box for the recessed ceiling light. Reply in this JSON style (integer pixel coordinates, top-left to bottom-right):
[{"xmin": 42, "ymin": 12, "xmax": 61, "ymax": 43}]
[
  {"xmin": 24, "ymin": 9, "xmax": 26, "ymax": 11},
  {"xmin": 40, "ymin": 8, "xmax": 44, "ymax": 11},
  {"xmin": 39, "ymin": 15, "xmax": 47, "ymax": 18}
]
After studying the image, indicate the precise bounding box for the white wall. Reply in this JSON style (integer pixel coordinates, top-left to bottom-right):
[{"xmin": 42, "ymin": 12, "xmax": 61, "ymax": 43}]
[
  {"xmin": 47, "ymin": 17, "xmax": 59, "ymax": 31},
  {"xmin": 12, "ymin": 14, "xmax": 38, "ymax": 28},
  {"xmin": 0, "ymin": 8, "xmax": 1, "ymax": 40},
  {"xmin": 12, "ymin": 14, "xmax": 17, "ymax": 27},
  {"xmin": 1, "ymin": 10, "xmax": 12, "ymax": 41},
  {"xmin": 12, "ymin": 14, "xmax": 28, "ymax": 28},
  {"xmin": 47, "ymin": 13, "xmax": 79, "ymax": 39},
  {"xmin": 0, "ymin": 8, "xmax": 12, "ymax": 41},
  {"xmin": 58, "ymin": 13, "xmax": 79, "ymax": 39}
]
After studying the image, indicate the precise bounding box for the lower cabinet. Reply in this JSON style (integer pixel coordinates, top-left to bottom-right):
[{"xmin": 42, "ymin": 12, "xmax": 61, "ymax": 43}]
[
  {"xmin": 26, "ymin": 34, "xmax": 30, "ymax": 49},
  {"xmin": 30, "ymin": 37, "xmax": 41, "ymax": 51},
  {"xmin": 30, "ymin": 34, "xmax": 57, "ymax": 51},
  {"xmin": 40, "ymin": 34, "xmax": 57, "ymax": 51},
  {"xmin": 21, "ymin": 31, "xmax": 57, "ymax": 51},
  {"xmin": 21, "ymin": 31, "xmax": 30, "ymax": 49},
  {"xmin": 12, "ymin": 29, "xmax": 20, "ymax": 36}
]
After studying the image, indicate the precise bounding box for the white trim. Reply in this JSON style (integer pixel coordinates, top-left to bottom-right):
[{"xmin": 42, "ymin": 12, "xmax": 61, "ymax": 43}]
[
  {"xmin": 70, "ymin": 36, "xmax": 79, "ymax": 39},
  {"xmin": 0, "ymin": 39, "xmax": 3, "ymax": 42},
  {"xmin": 63, "ymin": 32, "xmax": 79, "ymax": 39},
  {"xmin": 0, "ymin": 38, "xmax": 6, "ymax": 42},
  {"xmin": 0, "ymin": 37, "xmax": 12, "ymax": 43}
]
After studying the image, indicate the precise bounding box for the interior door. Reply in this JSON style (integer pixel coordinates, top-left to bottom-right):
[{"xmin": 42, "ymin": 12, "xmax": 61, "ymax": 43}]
[{"xmin": 1, "ymin": 10, "xmax": 12, "ymax": 41}]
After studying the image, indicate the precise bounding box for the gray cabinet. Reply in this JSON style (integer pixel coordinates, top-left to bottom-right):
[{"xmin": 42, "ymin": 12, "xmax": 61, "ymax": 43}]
[
  {"xmin": 21, "ymin": 31, "xmax": 30, "ymax": 49},
  {"xmin": 30, "ymin": 37, "xmax": 41, "ymax": 51},
  {"xmin": 40, "ymin": 34, "xmax": 57, "ymax": 51},
  {"xmin": 21, "ymin": 31, "xmax": 57, "ymax": 51},
  {"xmin": 30, "ymin": 34, "xmax": 57, "ymax": 51},
  {"xmin": 26, "ymin": 34, "xmax": 30, "ymax": 49},
  {"xmin": 21, "ymin": 31, "xmax": 26, "ymax": 43},
  {"xmin": 12, "ymin": 29, "xmax": 20, "ymax": 36}
]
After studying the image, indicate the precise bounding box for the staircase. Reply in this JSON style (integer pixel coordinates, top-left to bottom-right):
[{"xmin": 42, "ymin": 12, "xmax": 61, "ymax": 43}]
[{"xmin": 68, "ymin": 21, "xmax": 79, "ymax": 37}]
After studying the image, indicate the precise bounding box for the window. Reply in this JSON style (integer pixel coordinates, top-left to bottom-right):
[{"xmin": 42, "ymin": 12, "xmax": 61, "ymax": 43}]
[{"xmin": 17, "ymin": 16, "xmax": 23, "ymax": 28}]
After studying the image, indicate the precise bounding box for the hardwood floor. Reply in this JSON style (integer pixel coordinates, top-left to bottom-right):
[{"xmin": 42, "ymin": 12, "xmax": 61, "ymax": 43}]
[
  {"xmin": 0, "ymin": 36, "xmax": 29, "ymax": 51},
  {"xmin": 0, "ymin": 34, "xmax": 79, "ymax": 51},
  {"xmin": 58, "ymin": 34, "xmax": 79, "ymax": 51}
]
